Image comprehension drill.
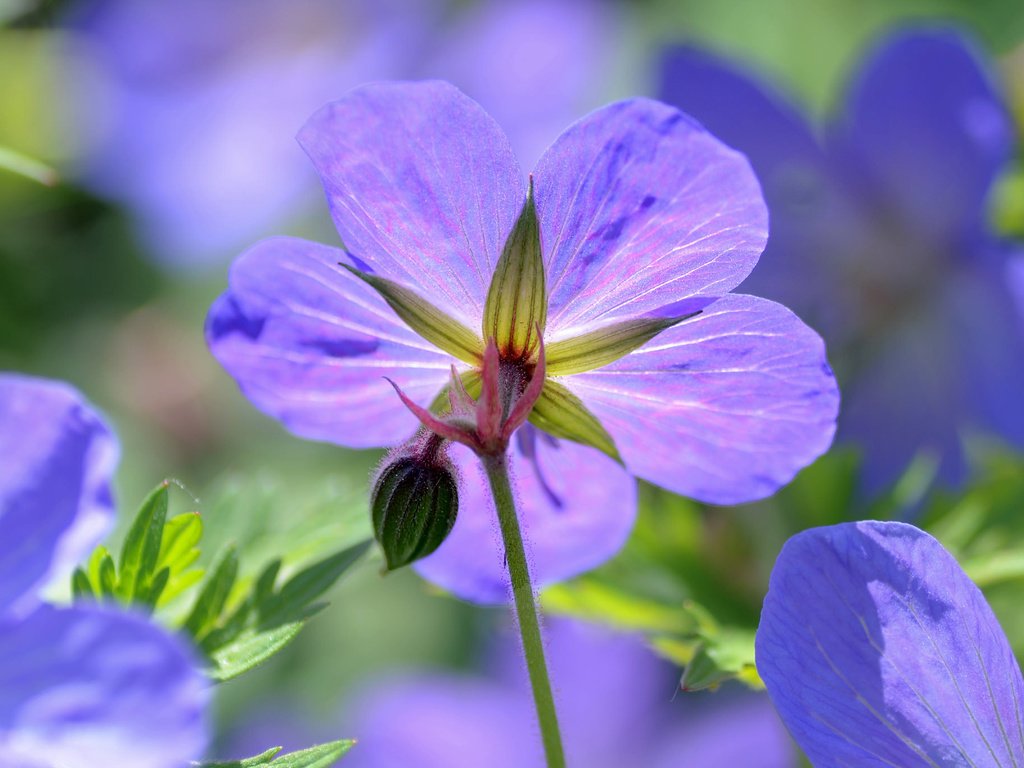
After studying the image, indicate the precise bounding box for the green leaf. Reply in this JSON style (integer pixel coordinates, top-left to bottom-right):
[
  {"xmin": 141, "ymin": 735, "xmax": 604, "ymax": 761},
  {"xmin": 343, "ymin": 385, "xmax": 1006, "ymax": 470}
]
[
  {"xmin": 154, "ymin": 512, "xmax": 205, "ymax": 606},
  {"xmin": 183, "ymin": 546, "xmax": 239, "ymax": 641},
  {"xmin": 545, "ymin": 313, "xmax": 699, "ymax": 376},
  {"xmin": 71, "ymin": 567, "xmax": 94, "ymax": 599},
  {"xmin": 97, "ymin": 552, "xmax": 117, "ymax": 596},
  {"xmin": 0, "ymin": 144, "xmax": 58, "ymax": 186},
  {"xmin": 197, "ymin": 740, "xmax": 355, "ymax": 768},
  {"xmin": 528, "ymin": 378, "xmax": 620, "ymax": 462},
  {"xmin": 207, "ymin": 621, "xmax": 305, "ymax": 682},
  {"xmin": 482, "ymin": 178, "xmax": 546, "ymax": 360},
  {"xmin": 259, "ymin": 540, "xmax": 372, "ymax": 627},
  {"xmin": 340, "ymin": 264, "xmax": 481, "ymax": 364},
  {"xmin": 117, "ymin": 481, "xmax": 170, "ymax": 601}
]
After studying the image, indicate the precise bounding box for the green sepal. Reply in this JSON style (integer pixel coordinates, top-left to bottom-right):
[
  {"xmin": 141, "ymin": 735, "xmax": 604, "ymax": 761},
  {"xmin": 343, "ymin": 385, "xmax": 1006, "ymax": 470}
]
[
  {"xmin": 340, "ymin": 264, "xmax": 481, "ymax": 363},
  {"xmin": 71, "ymin": 567, "xmax": 94, "ymax": 599},
  {"xmin": 196, "ymin": 739, "xmax": 355, "ymax": 767},
  {"xmin": 528, "ymin": 378, "xmax": 621, "ymax": 462},
  {"xmin": 482, "ymin": 178, "xmax": 547, "ymax": 360},
  {"xmin": 545, "ymin": 313, "xmax": 700, "ymax": 376}
]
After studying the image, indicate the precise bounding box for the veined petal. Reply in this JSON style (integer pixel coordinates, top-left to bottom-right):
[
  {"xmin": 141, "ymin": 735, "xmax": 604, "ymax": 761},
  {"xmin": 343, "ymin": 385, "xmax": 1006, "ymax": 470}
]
[
  {"xmin": 757, "ymin": 521, "xmax": 1024, "ymax": 767},
  {"xmin": 0, "ymin": 605, "xmax": 209, "ymax": 768},
  {"xmin": 565, "ymin": 294, "xmax": 838, "ymax": 505},
  {"xmin": 532, "ymin": 98, "xmax": 767, "ymax": 337},
  {"xmin": 414, "ymin": 430, "xmax": 636, "ymax": 604},
  {"xmin": 206, "ymin": 237, "xmax": 455, "ymax": 448},
  {"xmin": 832, "ymin": 29, "xmax": 1013, "ymax": 245},
  {"xmin": 298, "ymin": 80, "xmax": 525, "ymax": 329},
  {"xmin": 657, "ymin": 47, "xmax": 840, "ymax": 320},
  {"xmin": 0, "ymin": 375, "xmax": 118, "ymax": 617}
]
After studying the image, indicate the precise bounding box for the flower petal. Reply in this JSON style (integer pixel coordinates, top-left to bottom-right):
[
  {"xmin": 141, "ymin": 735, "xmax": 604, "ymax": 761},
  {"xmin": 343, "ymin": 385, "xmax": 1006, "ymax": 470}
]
[
  {"xmin": 532, "ymin": 97, "xmax": 767, "ymax": 337},
  {"xmin": 840, "ymin": 247, "xmax": 1024, "ymax": 492},
  {"xmin": 657, "ymin": 47, "xmax": 841, "ymax": 319},
  {"xmin": 1, "ymin": 605, "xmax": 209, "ymax": 768},
  {"xmin": 206, "ymin": 236, "xmax": 454, "ymax": 448},
  {"xmin": 297, "ymin": 80, "xmax": 524, "ymax": 328},
  {"xmin": 414, "ymin": 429, "xmax": 636, "ymax": 604},
  {"xmin": 0, "ymin": 374, "xmax": 118, "ymax": 617},
  {"xmin": 566, "ymin": 294, "xmax": 838, "ymax": 505},
  {"xmin": 757, "ymin": 521, "xmax": 1024, "ymax": 766},
  {"xmin": 832, "ymin": 29, "xmax": 1013, "ymax": 245}
]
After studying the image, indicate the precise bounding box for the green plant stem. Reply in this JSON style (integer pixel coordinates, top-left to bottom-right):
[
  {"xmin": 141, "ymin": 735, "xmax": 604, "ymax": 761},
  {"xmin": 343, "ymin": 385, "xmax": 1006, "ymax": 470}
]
[{"xmin": 483, "ymin": 452, "xmax": 566, "ymax": 768}]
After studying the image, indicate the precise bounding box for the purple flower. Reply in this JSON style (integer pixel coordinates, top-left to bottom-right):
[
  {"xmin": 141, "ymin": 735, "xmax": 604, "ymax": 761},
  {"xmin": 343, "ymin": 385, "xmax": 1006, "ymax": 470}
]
[
  {"xmin": 0, "ymin": 373, "xmax": 209, "ymax": 767},
  {"xmin": 341, "ymin": 619, "xmax": 795, "ymax": 767},
  {"xmin": 207, "ymin": 80, "xmax": 839, "ymax": 603},
  {"xmin": 756, "ymin": 520, "xmax": 1024, "ymax": 765},
  {"xmin": 69, "ymin": 0, "xmax": 621, "ymax": 269},
  {"xmin": 660, "ymin": 29, "xmax": 1024, "ymax": 492}
]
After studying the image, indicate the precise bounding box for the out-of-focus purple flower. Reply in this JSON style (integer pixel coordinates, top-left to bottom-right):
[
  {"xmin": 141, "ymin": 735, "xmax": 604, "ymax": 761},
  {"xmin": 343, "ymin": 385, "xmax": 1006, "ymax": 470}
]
[
  {"xmin": 660, "ymin": 29, "xmax": 1024, "ymax": 491},
  {"xmin": 757, "ymin": 520, "xmax": 1024, "ymax": 765},
  {"xmin": 207, "ymin": 80, "xmax": 838, "ymax": 602},
  {"xmin": 340, "ymin": 619, "xmax": 795, "ymax": 767},
  {"xmin": 69, "ymin": 0, "xmax": 624, "ymax": 269},
  {"xmin": 0, "ymin": 373, "xmax": 209, "ymax": 768}
]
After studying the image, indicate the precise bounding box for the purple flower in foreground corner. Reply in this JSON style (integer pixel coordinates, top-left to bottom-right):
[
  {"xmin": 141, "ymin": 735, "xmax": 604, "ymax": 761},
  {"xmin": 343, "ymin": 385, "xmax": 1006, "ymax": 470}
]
[
  {"xmin": 206, "ymin": 80, "xmax": 839, "ymax": 603},
  {"xmin": 757, "ymin": 520, "xmax": 1024, "ymax": 766},
  {"xmin": 661, "ymin": 29, "xmax": 1024, "ymax": 491},
  {"xmin": 0, "ymin": 373, "xmax": 208, "ymax": 768},
  {"xmin": 341, "ymin": 619, "xmax": 795, "ymax": 768}
]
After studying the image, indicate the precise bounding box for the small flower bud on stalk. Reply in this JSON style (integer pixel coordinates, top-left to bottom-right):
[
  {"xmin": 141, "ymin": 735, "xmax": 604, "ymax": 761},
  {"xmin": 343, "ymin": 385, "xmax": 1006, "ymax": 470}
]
[{"xmin": 371, "ymin": 435, "xmax": 459, "ymax": 571}]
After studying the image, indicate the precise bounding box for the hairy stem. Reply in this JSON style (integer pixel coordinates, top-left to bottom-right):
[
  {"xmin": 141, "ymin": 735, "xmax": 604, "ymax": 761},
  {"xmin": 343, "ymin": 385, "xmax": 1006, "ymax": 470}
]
[{"xmin": 483, "ymin": 452, "xmax": 566, "ymax": 768}]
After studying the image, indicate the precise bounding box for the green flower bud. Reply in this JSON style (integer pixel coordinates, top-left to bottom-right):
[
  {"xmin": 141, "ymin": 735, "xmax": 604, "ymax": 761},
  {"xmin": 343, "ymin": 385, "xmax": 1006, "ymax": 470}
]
[{"xmin": 371, "ymin": 453, "xmax": 458, "ymax": 571}]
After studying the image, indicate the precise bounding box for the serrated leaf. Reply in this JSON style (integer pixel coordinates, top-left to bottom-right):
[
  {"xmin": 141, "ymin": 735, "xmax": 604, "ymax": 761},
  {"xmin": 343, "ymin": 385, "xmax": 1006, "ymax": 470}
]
[
  {"xmin": 197, "ymin": 740, "xmax": 355, "ymax": 768},
  {"xmin": 154, "ymin": 512, "xmax": 205, "ymax": 607},
  {"xmin": 117, "ymin": 482, "xmax": 169, "ymax": 601},
  {"xmin": 545, "ymin": 313, "xmax": 699, "ymax": 376},
  {"xmin": 207, "ymin": 621, "xmax": 305, "ymax": 682},
  {"xmin": 341, "ymin": 263, "xmax": 481, "ymax": 364},
  {"xmin": 528, "ymin": 378, "xmax": 620, "ymax": 462},
  {"xmin": 143, "ymin": 566, "xmax": 170, "ymax": 609},
  {"xmin": 183, "ymin": 546, "xmax": 238, "ymax": 641},
  {"xmin": 258, "ymin": 541, "xmax": 371, "ymax": 627}
]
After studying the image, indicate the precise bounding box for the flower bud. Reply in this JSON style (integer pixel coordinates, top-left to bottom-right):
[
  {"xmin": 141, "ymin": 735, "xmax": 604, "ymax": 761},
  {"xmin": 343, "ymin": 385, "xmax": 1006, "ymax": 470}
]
[{"xmin": 371, "ymin": 453, "xmax": 459, "ymax": 571}]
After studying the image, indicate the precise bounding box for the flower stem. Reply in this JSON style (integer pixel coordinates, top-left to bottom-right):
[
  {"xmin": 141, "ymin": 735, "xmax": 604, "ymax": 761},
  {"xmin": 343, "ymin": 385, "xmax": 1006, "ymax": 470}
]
[{"xmin": 482, "ymin": 452, "xmax": 566, "ymax": 768}]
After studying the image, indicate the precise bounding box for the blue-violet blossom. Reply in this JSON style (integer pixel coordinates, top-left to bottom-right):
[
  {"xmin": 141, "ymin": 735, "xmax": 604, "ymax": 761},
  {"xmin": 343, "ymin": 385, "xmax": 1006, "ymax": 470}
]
[
  {"xmin": 207, "ymin": 80, "xmax": 839, "ymax": 603},
  {"xmin": 70, "ymin": 0, "xmax": 622, "ymax": 268},
  {"xmin": 757, "ymin": 520, "xmax": 1024, "ymax": 766},
  {"xmin": 0, "ymin": 373, "xmax": 208, "ymax": 768},
  {"xmin": 661, "ymin": 29, "xmax": 1024, "ymax": 491}
]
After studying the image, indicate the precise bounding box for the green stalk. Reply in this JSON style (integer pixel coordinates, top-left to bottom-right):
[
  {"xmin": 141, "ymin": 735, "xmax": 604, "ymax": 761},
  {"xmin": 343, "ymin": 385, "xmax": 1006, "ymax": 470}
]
[{"xmin": 482, "ymin": 452, "xmax": 566, "ymax": 768}]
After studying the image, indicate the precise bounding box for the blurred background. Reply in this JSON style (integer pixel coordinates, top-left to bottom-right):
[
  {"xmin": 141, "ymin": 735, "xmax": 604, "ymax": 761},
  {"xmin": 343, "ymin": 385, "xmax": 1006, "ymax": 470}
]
[{"xmin": 3, "ymin": 0, "xmax": 1024, "ymax": 764}]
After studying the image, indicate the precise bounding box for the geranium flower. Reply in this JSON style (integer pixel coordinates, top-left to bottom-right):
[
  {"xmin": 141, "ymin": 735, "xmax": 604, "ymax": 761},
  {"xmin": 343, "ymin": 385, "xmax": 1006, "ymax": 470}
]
[
  {"xmin": 226, "ymin": 620, "xmax": 794, "ymax": 767},
  {"xmin": 68, "ymin": 0, "xmax": 622, "ymax": 268},
  {"xmin": 0, "ymin": 373, "xmax": 208, "ymax": 767},
  {"xmin": 207, "ymin": 80, "xmax": 839, "ymax": 603},
  {"xmin": 756, "ymin": 520, "xmax": 1024, "ymax": 765},
  {"xmin": 660, "ymin": 29, "xmax": 1024, "ymax": 491}
]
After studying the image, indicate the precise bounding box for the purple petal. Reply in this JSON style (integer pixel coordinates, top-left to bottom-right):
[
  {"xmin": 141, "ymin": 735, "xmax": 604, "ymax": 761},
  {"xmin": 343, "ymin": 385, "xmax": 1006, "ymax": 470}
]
[
  {"xmin": 840, "ymin": 249, "xmax": 1024, "ymax": 492},
  {"xmin": 206, "ymin": 237, "xmax": 455, "ymax": 448},
  {"xmin": 532, "ymin": 98, "xmax": 767, "ymax": 336},
  {"xmin": 566, "ymin": 294, "xmax": 838, "ymax": 505},
  {"xmin": 70, "ymin": 0, "xmax": 438, "ymax": 268},
  {"xmin": 757, "ymin": 521, "xmax": 1024, "ymax": 766},
  {"xmin": 0, "ymin": 605, "xmax": 209, "ymax": 768},
  {"xmin": 831, "ymin": 29, "xmax": 1013, "ymax": 246},
  {"xmin": 414, "ymin": 429, "xmax": 636, "ymax": 604},
  {"xmin": 424, "ymin": 0, "xmax": 624, "ymax": 171},
  {"xmin": 0, "ymin": 374, "xmax": 118, "ymax": 617},
  {"xmin": 649, "ymin": 695, "xmax": 795, "ymax": 768},
  {"xmin": 657, "ymin": 47, "xmax": 842, "ymax": 322},
  {"xmin": 343, "ymin": 619, "xmax": 675, "ymax": 768},
  {"xmin": 298, "ymin": 80, "xmax": 524, "ymax": 328},
  {"xmin": 346, "ymin": 675, "xmax": 532, "ymax": 768}
]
